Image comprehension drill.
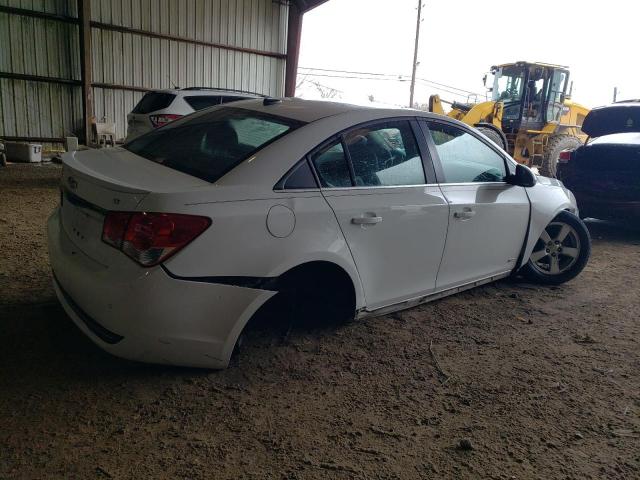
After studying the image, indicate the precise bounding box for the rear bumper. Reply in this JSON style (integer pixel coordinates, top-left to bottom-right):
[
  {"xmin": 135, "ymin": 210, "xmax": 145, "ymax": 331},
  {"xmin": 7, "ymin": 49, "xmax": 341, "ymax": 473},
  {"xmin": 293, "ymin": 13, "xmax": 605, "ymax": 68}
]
[{"xmin": 47, "ymin": 207, "xmax": 275, "ymax": 368}]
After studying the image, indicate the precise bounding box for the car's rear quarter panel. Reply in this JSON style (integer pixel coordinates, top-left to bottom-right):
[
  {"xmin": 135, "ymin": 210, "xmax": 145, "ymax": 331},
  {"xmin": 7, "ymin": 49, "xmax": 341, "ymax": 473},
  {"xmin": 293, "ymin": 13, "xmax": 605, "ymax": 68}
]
[{"xmin": 144, "ymin": 191, "xmax": 365, "ymax": 306}]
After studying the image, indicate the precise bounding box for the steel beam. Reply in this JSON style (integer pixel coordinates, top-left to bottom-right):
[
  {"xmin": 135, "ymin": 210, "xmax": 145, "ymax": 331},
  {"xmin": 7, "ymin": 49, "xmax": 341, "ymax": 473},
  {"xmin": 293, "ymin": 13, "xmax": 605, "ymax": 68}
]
[
  {"xmin": 284, "ymin": 3, "xmax": 303, "ymax": 97},
  {"xmin": 0, "ymin": 5, "xmax": 78, "ymax": 24},
  {"xmin": 90, "ymin": 21, "xmax": 287, "ymax": 60},
  {"xmin": 1, "ymin": 136, "xmax": 65, "ymax": 143},
  {"xmin": 78, "ymin": 0, "xmax": 93, "ymax": 146},
  {"xmin": 0, "ymin": 72, "xmax": 80, "ymax": 86}
]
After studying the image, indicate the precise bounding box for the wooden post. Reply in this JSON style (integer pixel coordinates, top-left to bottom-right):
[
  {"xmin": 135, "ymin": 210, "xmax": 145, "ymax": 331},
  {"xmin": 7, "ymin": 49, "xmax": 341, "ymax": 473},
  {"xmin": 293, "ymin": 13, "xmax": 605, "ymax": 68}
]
[{"xmin": 78, "ymin": 0, "xmax": 93, "ymax": 145}]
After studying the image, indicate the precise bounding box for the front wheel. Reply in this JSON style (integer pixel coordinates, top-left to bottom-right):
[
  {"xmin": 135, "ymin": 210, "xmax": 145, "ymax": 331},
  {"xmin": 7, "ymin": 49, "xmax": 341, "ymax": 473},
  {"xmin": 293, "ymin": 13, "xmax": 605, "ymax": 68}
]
[{"xmin": 521, "ymin": 211, "xmax": 591, "ymax": 285}]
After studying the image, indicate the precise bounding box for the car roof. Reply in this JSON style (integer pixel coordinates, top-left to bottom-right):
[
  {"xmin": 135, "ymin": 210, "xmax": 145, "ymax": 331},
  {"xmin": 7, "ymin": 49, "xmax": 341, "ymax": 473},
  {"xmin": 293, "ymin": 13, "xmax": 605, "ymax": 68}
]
[
  {"xmin": 228, "ymin": 97, "xmax": 422, "ymax": 123},
  {"xmin": 146, "ymin": 88, "xmax": 262, "ymax": 98}
]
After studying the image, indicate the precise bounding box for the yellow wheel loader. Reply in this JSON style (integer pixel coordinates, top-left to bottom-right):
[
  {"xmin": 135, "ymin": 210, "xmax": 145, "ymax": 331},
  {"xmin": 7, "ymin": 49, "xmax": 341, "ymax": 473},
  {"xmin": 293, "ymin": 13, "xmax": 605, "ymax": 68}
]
[{"xmin": 428, "ymin": 61, "xmax": 590, "ymax": 177}]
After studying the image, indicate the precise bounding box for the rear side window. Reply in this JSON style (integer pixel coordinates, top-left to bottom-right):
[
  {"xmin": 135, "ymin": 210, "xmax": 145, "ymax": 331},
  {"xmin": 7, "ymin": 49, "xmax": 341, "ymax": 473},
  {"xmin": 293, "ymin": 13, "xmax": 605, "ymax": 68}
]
[
  {"xmin": 344, "ymin": 120, "xmax": 425, "ymax": 186},
  {"xmin": 124, "ymin": 107, "xmax": 304, "ymax": 183},
  {"xmin": 275, "ymin": 160, "xmax": 318, "ymax": 190},
  {"xmin": 131, "ymin": 92, "xmax": 176, "ymax": 114},
  {"xmin": 184, "ymin": 96, "xmax": 222, "ymax": 110},
  {"xmin": 310, "ymin": 140, "xmax": 353, "ymax": 188},
  {"xmin": 221, "ymin": 96, "xmax": 251, "ymax": 104}
]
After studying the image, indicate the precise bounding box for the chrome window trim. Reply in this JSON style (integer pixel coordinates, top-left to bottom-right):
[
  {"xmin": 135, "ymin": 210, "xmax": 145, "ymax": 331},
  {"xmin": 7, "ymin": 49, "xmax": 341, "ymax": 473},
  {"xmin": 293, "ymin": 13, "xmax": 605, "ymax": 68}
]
[{"xmin": 318, "ymin": 181, "xmax": 509, "ymax": 192}]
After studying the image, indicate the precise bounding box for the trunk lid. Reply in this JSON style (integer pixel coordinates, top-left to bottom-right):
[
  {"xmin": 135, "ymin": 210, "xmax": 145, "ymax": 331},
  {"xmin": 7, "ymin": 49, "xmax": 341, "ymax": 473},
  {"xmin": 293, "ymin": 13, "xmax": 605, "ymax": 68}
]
[
  {"xmin": 60, "ymin": 148, "xmax": 210, "ymax": 264},
  {"xmin": 582, "ymin": 103, "xmax": 640, "ymax": 138}
]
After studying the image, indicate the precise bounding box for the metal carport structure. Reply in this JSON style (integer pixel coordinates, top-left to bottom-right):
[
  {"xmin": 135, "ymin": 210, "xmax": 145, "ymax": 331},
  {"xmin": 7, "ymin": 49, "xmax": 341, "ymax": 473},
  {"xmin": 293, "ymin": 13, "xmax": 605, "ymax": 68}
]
[{"xmin": 0, "ymin": 0, "xmax": 327, "ymax": 145}]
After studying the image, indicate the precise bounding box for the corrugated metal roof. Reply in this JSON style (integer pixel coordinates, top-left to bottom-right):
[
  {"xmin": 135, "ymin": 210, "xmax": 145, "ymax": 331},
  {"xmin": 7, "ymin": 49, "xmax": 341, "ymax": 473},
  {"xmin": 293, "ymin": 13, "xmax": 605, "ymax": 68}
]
[{"xmin": 292, "ymin": 0, "xmax": 329, "ymax": 12}]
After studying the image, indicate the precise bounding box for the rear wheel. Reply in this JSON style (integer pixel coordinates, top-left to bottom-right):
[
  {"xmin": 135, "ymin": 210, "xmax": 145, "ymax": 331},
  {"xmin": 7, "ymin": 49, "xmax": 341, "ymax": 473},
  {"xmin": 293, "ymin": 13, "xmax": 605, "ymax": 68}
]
[
  {"xmin": 540, "ymin": 135, "xmax": 582, "ymax": 178},
  {"xmin": 521, "ymin": 211, "xmax": 591, "ymax": 285},
  {"xmin": 476, "ymin": 126, "xmax": 507, "ymax": 150}
]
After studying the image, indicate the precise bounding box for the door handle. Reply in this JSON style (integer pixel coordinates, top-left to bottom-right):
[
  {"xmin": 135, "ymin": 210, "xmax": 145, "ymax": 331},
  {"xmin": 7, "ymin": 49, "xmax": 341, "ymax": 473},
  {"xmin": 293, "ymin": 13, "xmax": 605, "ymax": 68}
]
[
  {"xmin": 453, "ymin": 208, "xmax": 476, "ymax": 220},
  {"xmin": 352, "ymin": 215, "xmax": 382, "ymax": 225}
]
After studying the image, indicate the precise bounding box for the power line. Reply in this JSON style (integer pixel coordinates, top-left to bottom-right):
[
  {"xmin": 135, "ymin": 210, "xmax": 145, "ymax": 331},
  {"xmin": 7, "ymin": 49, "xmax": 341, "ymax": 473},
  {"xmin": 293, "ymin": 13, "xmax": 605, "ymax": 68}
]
[
  {"xmin": 296, "ymin": 72, "xmax": 410, "ymax": 82},
  {"xmin": 298, "ymin": 66, "xmax": 402, "ymax": 77},
  {"xmin": 299, "ymin": 66, "xmax": 482, "ymax": 96},
  {"xmin": 297, "ymin": 72, "xmax": 480, "ymax": 100}
]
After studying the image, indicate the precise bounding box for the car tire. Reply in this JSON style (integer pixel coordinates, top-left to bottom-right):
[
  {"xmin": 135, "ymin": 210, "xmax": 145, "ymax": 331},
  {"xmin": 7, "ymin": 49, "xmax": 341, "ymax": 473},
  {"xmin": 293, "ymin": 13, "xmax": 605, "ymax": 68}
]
[
  {"xmin": 476, "ymin": 126, "xmax": 507, "ymax": 150},
  {"xmin": 521, "ymin": 211, "xmax": 591, "ymax": 285},
  {"xmin": 540, "ymin": 135, "xmax": 582, "ymax": 178}
]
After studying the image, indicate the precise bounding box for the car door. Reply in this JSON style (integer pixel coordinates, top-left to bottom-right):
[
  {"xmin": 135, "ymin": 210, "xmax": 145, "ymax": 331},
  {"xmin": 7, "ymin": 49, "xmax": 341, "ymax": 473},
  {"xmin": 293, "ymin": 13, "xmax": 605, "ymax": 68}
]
[
  {"xmin": 420, "ymin": 120, "xmax": 530, "ymax": 290},
  {"xmin": 310, "ymin": 119, "xmax": 450, "ymax": 310}
]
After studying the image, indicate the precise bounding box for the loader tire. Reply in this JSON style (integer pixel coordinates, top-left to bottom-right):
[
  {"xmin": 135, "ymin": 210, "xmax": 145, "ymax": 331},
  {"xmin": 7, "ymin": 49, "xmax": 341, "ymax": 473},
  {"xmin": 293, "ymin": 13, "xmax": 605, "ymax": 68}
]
[
  {"xmin": 540, "ymin": 135, "xmax": 582, "ymax": 178},
  {"xmin": 476, "ymin": 126, "xmax": 507, "ymax": 150}
]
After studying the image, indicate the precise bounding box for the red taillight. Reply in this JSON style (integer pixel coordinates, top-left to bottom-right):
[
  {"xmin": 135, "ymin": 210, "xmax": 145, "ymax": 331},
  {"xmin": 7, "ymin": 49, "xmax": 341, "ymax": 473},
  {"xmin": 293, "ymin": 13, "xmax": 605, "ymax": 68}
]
[
  {"xmin": 102, "ymin": 212, "xmax": 211, "ymax": 266},
  {"xmin": 149, "ymin": 114, "xmax": 182, "ymax": 128},
  {"xmin": 558, "ymin": 149, "xmax": 573, "ymax": 164},
  {"xmin": 102, "ymin": 212, "xmax": 131, "ymax": 249}
]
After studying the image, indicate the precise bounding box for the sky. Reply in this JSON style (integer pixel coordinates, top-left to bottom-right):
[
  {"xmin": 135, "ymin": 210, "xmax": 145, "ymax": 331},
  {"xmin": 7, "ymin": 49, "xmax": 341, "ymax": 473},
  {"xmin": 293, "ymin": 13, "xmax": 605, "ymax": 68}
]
[{"xmin": 297, "ymin": 0, "xmax": 640, "ymax": 109}]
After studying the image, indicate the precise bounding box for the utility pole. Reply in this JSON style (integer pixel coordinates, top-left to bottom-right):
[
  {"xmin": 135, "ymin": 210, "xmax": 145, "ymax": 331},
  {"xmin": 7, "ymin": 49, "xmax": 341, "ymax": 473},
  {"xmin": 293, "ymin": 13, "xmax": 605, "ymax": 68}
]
[{"xmin": 409, "ymin": 0, "xmax": 423, "ymax": 108}]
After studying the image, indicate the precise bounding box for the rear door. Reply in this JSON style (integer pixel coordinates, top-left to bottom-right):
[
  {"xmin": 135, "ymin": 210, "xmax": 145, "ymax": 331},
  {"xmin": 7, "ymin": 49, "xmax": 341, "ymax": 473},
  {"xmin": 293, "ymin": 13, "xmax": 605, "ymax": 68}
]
[
  {"xmin": 312, "ymin": 119, "xmax": 450, "ymax": 310},
  {"xmin": 421, "ymin": 120, "xmax": 530, "ymax": 290}
]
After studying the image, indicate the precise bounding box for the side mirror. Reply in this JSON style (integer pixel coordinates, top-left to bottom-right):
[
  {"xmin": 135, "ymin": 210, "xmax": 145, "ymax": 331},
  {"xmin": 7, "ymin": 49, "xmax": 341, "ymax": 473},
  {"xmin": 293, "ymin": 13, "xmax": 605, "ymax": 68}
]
[{"xmin": 506, "ymin": 164, "xmax": 536, "ymax": 187}]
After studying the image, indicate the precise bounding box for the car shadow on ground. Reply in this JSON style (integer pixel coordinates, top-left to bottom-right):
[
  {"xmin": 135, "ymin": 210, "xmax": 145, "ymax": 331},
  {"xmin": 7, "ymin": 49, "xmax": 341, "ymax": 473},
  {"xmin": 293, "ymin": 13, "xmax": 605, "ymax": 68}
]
[
  {"xmin": 0, "ymin": 296, "xmax": 348, "ymax": 391},
  {"xmin": 583, "ymin": 217, "xmax": 640, "ymax": 243},
  {"xmin": 0, "ymin": 303, "xmax": 196, "ymax": 387}
]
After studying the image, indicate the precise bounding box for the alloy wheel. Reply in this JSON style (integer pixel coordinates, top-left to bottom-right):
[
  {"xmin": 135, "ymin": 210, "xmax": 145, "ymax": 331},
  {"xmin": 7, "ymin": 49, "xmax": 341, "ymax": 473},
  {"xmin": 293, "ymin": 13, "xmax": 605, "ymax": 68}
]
[{"xmin": 529, "ymin": 221, "xmax": 581, "ymax": 275}]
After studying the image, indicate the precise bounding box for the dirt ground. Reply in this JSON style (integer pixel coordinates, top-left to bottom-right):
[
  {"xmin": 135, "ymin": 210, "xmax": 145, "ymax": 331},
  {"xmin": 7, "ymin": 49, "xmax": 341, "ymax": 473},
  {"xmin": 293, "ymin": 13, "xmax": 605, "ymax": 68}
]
[{"xmin": 1, "ymin": 164, "xmax": 639, "ymax": 479}]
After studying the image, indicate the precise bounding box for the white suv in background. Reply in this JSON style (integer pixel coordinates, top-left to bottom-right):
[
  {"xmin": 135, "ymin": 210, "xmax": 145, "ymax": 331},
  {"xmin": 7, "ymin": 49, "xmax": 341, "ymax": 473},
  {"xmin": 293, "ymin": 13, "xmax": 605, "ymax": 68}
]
[{"xmin": 125, "ymin": 88, "xmax": 262, "ymax": 142}]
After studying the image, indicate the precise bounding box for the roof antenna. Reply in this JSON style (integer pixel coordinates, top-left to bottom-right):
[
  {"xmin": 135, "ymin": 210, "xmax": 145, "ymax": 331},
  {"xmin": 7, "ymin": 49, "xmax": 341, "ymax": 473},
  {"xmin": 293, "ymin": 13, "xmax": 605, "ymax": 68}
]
[{"xmin": 168, "ymin": 76, "xmax": 179, "ymax": 89}]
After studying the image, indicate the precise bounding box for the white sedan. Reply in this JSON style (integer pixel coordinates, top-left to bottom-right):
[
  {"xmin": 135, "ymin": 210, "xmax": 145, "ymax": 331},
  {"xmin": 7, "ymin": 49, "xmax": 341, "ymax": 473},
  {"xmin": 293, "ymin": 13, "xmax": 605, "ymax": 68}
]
[{"xmin": 48, "ymin": 98, "xmax": 591, "ymax": 368}]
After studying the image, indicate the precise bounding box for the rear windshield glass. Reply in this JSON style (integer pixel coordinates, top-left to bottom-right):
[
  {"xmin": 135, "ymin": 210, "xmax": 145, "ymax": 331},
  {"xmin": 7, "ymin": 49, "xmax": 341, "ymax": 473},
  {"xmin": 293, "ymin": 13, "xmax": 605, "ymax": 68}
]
[
  {"xmin": 124, "ymin": 107, "xmax": 304, "ymax": 182},
  {"xmin": 132, "ymin": 92, "xmax": 176, "ymax": 114}
]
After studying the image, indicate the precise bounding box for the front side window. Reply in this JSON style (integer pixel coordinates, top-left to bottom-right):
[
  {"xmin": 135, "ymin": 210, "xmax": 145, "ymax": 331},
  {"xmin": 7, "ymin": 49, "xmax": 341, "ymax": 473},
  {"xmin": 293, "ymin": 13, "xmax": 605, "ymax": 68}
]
[
  {"xmin": 492, "ymin": 66, "xmax": 525, "ymax": 104},
  {"xmin": 125, "ymin": 107, "xmax": 303, "ymax": 183},
  {"xmin": 426, "ymin": 122, "xmax": 507, "ymax": 183},
  {"xmin": 344, "ymin": 120, "xmax": 425, "ymax": 187}
]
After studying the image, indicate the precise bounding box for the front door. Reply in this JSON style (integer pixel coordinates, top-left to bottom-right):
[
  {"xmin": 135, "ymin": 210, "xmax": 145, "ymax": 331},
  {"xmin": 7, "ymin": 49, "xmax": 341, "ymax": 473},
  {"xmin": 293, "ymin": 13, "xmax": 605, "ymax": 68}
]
[
  {"xmin": 310, "ymin": 119, "xmax": 450, "ymax": 310},
  {"xmin": 422, "ymin": 120, "xmax": 530, "ymax": 290}
]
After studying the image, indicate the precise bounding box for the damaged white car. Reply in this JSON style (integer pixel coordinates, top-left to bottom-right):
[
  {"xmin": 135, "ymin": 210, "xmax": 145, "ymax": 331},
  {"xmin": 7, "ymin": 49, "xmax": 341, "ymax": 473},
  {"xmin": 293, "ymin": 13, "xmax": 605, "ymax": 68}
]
[{"xmin": 48, "ymin": 98, "xmax": 590, "ymax": 368}]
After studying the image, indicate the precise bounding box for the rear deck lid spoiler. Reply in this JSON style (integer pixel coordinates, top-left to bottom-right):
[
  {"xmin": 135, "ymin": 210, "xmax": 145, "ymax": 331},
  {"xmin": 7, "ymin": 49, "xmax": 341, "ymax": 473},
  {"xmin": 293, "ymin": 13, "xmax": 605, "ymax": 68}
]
[{"xmin": 582, "ymin": 103, "xmax": 640, "ymax": 138}]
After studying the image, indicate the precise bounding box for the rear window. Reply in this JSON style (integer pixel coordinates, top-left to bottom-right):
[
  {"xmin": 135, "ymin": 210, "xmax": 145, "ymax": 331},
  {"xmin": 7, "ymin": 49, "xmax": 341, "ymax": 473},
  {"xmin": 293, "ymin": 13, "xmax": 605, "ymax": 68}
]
[
  {"xmin": 184, "ymin": 95, "xmax": 222, "ymax": 110},
  {"xmin": 221, "ymin": 96, "xmax": 252, "ymax": 104},
  {"xmin": 124, "ymin": 107, "xmax": 304, "ymax": 182},
  {"xmin": 132, "ymin": 92, "xmax": 176, "ymax": 114}
]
